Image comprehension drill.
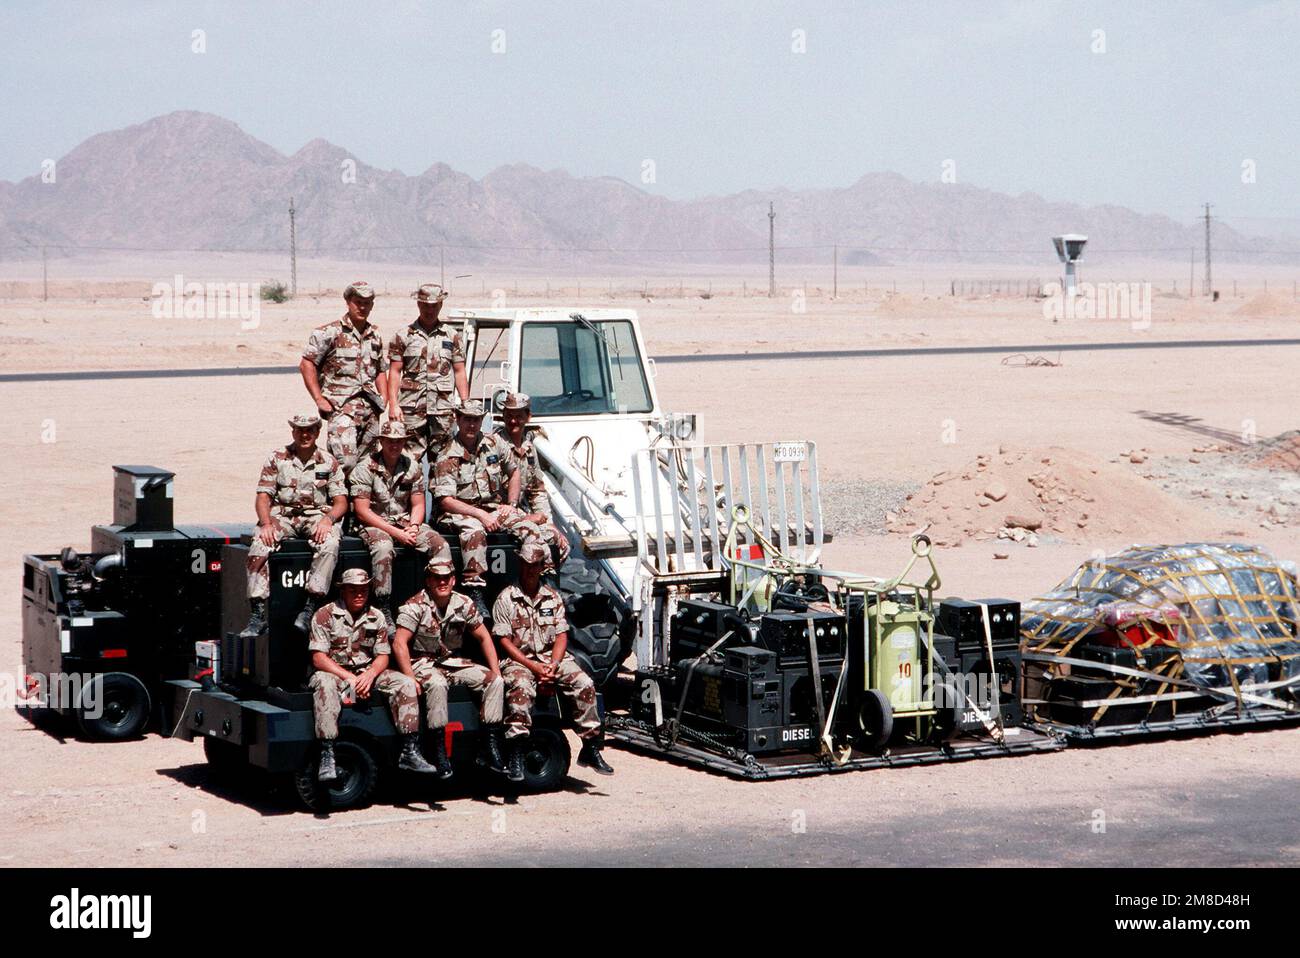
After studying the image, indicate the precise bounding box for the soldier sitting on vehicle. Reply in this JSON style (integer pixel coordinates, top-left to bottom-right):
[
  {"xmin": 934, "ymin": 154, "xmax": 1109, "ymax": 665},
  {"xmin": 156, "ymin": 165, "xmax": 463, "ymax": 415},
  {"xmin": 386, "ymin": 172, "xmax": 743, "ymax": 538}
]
[
  {"xmin": 300, "ymin": 280, "xmax": 387, "ymax": 477},
  {"xmin": 244, "ymin": 414, "xmax": 348, "ymax": 636},
  {"xmin": 386, "ymin": 283, "xmax": 469, "ymax": 465},
  {"xmin": 390, "ymin": 555, "xmax": 507, "ymax": 779},
  {"xmin": 432, "ymin": 399, "xmax": 566, "ymax": 612},
  {"xmin": 495, "ymin": 392, "xmax": 571, "ymax": 573},
  {"xmin": 495, "ymin": 541, "xmax": 613, "ymax": 780},
  {"xmin": 349, "ymin": 419, "xmax": 451, "ymax": 631},
  {"xmin": 308, "ymin": 569, "xmax": 438, "ymax": 782}
]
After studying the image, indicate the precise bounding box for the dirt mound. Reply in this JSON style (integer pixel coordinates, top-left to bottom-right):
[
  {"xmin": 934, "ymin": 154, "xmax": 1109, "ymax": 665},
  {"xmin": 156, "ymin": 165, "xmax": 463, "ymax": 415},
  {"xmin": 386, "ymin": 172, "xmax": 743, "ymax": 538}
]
[
  {"xmin": 885, "ymin": 445, "xmax": 1218, "ymax": 546},
  {"xmin": 1236, "ymin": 429, "xmax": 1300, "ymax": 474},
  {"xmin": 1233, "ymin": 292, "xmax": 1295, "ymax": 318}
]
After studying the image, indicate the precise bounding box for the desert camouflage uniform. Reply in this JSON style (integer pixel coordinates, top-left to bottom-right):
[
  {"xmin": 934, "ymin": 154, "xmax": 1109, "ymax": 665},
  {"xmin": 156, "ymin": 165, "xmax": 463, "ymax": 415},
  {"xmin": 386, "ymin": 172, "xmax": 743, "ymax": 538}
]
[
  {"xmin": 307, "ymin": 601, "xmax": 419, "ymax": 738},
  {"xmin": 396, "ymin": 589, "xmax": 503, "ymax": 727},
  {"xmin": 303, "ymin": 315, "xmax": 386, "ymax": 474},
  {"xmin": 496, "ymin": 426, "xmax": 571, "ymax": 568},
  {"xmin": 349, "ymin": 452, "xmax": 450, "ymax": 600},
  {"xmin": 493, "ymin": 584, "xmax": 600, "ymax": 741},
  {"xmin": 433, "ymin": 434, "xmax": 565, "ymax": 583},
  {"xmin": 388, "ymin": 321, "xmax": 465, "ymax": 463},
  {"xmin": 246, "ymin": 446, "xmax": 346, "ymax": 599}
]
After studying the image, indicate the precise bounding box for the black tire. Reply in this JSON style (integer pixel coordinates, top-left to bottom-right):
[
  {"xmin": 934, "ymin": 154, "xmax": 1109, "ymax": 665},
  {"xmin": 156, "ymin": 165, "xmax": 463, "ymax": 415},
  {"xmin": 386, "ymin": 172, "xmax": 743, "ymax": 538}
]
[
  {"xmin": 294, "ymin": 739, "xmax": 381, "ymax": 812},
  {"xmin": 76, "ymin": 673, "xmax": 150, "ymax": 741},
  {"xmin": 567, "ymin": 622, "xmax": 624, "ymax": 686},
  {"xmin": 518, "ymin": 727, "xmax": 571, "ymax": 793},
  {"xmin": 856, "ymin": 689, "xmax": 894, "ymax": 752}
]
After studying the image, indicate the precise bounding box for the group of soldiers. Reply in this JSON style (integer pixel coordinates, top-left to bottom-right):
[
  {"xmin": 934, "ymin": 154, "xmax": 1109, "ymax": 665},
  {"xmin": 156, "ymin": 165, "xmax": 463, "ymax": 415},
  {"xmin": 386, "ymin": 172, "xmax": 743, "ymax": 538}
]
[{"xmin": 242, "ymin": 280, "xmax": 612, "ymax": 785}]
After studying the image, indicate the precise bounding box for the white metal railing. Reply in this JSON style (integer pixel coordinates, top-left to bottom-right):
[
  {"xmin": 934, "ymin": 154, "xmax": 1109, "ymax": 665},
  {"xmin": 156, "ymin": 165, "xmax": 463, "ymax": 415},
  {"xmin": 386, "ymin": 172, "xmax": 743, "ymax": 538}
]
[{"xmin": 629, "ymin": 440, "xmax": 824, "ymax": 575}]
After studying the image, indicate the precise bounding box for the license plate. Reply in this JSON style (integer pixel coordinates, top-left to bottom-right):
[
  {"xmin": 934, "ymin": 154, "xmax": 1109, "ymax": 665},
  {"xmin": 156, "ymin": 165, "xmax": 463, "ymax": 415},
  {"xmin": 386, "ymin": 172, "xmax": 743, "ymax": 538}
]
[{"xmin": 772, "ymin": 442, "xmax": 807, "ymax": 463}]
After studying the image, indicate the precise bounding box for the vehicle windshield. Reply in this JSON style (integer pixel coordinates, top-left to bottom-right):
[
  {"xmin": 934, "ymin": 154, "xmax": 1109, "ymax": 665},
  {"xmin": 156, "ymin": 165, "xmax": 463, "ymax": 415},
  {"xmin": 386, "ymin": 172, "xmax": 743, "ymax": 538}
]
[{"xmin": 518, "ymin": 320, "xmax": 653, "ymax": 416}]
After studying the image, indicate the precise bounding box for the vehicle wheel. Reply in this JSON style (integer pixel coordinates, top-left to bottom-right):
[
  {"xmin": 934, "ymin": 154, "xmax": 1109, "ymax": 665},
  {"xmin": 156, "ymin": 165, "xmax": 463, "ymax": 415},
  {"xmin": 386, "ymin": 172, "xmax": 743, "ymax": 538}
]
[
  {"xmin": 567, "ymin": 623, "xmax": 624, "ymax": 687},
  {"xmin": 927, "ymin": 703, "xmax": 961, "ymax": 745},
  {"xmin": 76, "ymin": 673, "xmax": 150, "ymax": 741},
  {"xmin": 518, "ymin": 727, "xmax": 571, "ymax": 793},
  {"xmin": 294, "ymin": 739, "xmax": 381, "ymax": 812},
  {"xmin": 856, "ymin": 690, "xmax": 894, "ymax": 752}
]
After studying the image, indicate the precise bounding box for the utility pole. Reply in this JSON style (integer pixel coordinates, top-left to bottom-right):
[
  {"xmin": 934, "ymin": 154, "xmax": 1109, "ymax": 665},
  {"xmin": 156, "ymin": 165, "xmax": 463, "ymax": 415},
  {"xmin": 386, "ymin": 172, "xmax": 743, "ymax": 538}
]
[
  {"xmin": 41, "ymin": 245, "xmax": 48, "ymax": 301},
  {"xmin": 1203, "ymin": 202, "xmax": 1213, "ymax": 296},
  {"xmin": 288, "ymin": 197, "xmax": 298, "ymax": 298},
  {"xmin": 833, "ymin": 244, "xmax": 838, "ymax": 299},
  {"xmin": 768, "ymin": 202, "xmax": 775, "ymax": 297}
]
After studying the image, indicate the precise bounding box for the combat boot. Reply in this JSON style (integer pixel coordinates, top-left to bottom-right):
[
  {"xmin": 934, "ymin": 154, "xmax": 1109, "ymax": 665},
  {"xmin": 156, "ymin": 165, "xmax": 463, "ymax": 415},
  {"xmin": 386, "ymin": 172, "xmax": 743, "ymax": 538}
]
[
  {"xmin": 431, "ymin": 731, "xmax": 454, "ymax": 780},
  {"xmin": 293, "ymin": 594, "xmax": 322, "ymax": 634},
  {"xmin": 397, "ymin": 733, "xmax": 439, "ymax": 774},
  {"xmin": 317, "ymin": 740, "xmax": 339, "ymax": 783},
  {"xmin": 241, "ymin": 598, "xmax": 268, "ymax": 637},
  {"xmin": 506, "ymin": 739, "xmax": 526, "ymax": 783},
  {"xmin": 464, "ymin": 585, "xmax": 490, "ymax": 621},
  {"xmin": 477, "ymin": 724, "xmax": 506, "ymax": 774},
  {"xmin": 577, "ymin": 739, "xmax": 614, "ymax": 775}
]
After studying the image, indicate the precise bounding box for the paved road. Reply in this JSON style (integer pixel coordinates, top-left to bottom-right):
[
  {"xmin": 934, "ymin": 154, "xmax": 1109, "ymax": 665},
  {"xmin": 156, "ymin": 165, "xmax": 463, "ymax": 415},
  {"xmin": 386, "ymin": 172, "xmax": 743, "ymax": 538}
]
[{"xmin": 6, "ymin": 337, "xmax": 1300, "ymax": 383}]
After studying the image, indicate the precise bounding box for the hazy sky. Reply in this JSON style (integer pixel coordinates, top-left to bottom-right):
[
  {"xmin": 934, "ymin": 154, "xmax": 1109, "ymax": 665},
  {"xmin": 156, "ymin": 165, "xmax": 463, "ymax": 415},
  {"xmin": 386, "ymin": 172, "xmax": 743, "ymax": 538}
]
[{"xmin": 3, "ymin": 0, "xmax": 1297, "ymax": 223}]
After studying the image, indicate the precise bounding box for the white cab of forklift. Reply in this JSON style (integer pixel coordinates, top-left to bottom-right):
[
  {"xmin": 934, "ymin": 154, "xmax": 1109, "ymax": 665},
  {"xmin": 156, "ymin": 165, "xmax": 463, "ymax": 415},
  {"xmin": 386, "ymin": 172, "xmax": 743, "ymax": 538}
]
[{"xmin": 446, "ymin": 307, "xmax": 826, "ymax": 673}]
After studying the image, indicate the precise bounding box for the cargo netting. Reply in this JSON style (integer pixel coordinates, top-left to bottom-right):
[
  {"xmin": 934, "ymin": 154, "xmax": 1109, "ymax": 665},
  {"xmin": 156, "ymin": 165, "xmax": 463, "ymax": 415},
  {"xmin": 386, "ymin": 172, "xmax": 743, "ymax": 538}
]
[{"xmin": 1021, "ymin": 543, "xmax": 1300, "ymax": 720}]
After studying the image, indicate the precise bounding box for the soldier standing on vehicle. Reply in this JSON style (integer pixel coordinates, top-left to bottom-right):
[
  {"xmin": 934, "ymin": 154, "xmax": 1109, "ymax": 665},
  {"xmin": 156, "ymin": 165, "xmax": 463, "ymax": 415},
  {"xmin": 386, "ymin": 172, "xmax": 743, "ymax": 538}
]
[
  {"xmin": 244, "ymin": 414, "xmax": 348, "ymax": 636},
  {"xmin": 387, "ymin": 283, "xmax": 468, "ymax": 464},
  {"xmin": 391, "ymin": 556, "xmax": 506, "ymax": 778},
  {"xmin": 495, "ymin": 392, "xmax": 571, "ymax": 571},
  {"xmin": 308, "ymin": 568, "xmax": 437, "ymax": 782},
  {"xmin": 300, "ymin": 280, "xmax": 387, "ymax": 476},
  {"xmin": 350, "ymin": 419, "xmax": 451, "ymax": 630},
  {"xmin": 495, "ymin": 541, "xmax": 613, "ymax": 781},
  {"xmin": 433, "ymin": 400, "xmax": 565, "ymax": 611}
]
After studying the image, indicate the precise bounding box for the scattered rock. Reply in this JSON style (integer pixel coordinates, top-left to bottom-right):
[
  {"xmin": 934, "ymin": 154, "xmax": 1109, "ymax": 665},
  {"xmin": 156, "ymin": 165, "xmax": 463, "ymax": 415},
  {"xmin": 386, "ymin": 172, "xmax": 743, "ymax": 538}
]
[
  {"xmin": 993, "ymin": 552, "xmax": 1009, "ymax": 560},
  {"xmin": 1129, "ymin": 453, "xmax": 1147, "ymax": 464},
  {"xmin": 1005, "ymin": 514, "xmax": 1043, "ymax": 530},
  {"xmin": 982, "ymin": 479, "xmax": 1008, "ymax": 502}
]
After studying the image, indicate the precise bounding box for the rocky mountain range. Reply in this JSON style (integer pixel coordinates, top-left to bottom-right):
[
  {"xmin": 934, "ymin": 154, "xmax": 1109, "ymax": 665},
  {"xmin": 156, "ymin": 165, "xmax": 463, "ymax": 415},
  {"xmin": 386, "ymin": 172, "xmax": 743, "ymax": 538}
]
[{"xmin": 0, "ymin": 111, "xmax": 1288, "ymax": 265}]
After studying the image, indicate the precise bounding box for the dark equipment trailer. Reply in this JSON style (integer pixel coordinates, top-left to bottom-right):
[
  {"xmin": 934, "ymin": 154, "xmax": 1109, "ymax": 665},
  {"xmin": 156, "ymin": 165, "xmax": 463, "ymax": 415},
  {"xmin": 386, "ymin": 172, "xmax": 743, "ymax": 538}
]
[{"xmin": 18, "ymin": 465, "xmax": 247, "ymax": 739}]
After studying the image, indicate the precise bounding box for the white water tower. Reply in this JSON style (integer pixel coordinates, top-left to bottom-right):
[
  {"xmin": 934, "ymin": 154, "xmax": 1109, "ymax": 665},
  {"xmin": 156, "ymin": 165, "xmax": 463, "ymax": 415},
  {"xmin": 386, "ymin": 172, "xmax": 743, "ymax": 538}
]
[{"xmin": 1052, "ymin": 234, "xmax": 1087, "ymax": 295}]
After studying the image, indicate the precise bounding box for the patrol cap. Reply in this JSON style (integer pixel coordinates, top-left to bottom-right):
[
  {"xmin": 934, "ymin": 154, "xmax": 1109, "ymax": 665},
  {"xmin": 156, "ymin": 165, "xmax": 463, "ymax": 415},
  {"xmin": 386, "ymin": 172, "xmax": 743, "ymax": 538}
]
[
  {"xmin": 425, "ymin": 556, "xmax": 455, "ymax": 576},
  {"xmin": 501, "ymin": 392, "xmax": 531, "ymax": 411},
  {"xmin": 344, "ymin": 280, "xmax": 376, "ymax": 301},
  {"xmin": 339, "ymin": 569, "xmax": 372, "ymax": 587},
  {"xmin": 378, "ymin": 419, "xmax": 408, "ymax": 440},
  {"xmin": 412, "ymin": 283, "xmax": 448, "ymax": 303},
  {"xmin": 456, "ymin": 398, "xmax": 486, "ymax": 418},
  {"xmin": 518, "ymin": 540, "xmax": 549, "ymax": 565},
  {"xmin": 288, "ymin": 413, "xmax": 322, "ymax": 429}
]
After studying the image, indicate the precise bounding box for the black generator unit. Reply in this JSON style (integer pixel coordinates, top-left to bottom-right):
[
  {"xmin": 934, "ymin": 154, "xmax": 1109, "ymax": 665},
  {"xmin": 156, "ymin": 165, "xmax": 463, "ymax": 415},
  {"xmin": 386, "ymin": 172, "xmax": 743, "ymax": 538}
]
[
  {"xmin": 937, "ymin": 598, "xmax": 1021, "ymax": 653},
  {"xmin": 946, "ymin": 641, "xmax": 1025, "ymax": 728},
  {"xmin": 19, "ymin": 465, "xmax": 249, "ymax": 740},
  {"xmin": 641, "ymin": 601, "xmax": 847, "ymax": 755}
]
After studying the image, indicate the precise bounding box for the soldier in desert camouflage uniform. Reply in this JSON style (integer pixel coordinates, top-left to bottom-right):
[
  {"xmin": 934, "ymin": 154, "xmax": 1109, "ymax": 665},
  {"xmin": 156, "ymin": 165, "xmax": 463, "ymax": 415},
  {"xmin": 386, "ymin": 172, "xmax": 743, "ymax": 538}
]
[
  {"xmin": 350, "ymin": 419, "xmax": 451, "ymax": 628},
  {"xmin": 307, "ymin": 569, "xmax": 437, "ymax": 782},
  {"xmin": 391, "ymin": 555, "xmax": 507, "ymax": 778},
  {"xmin": 495, "ymin": 392, "xmax": 571, "ymax": 571},
  {"xmin": 300, "ymin": 280, "xmax": 387, "ymax": 476},
  {"xmin": 433, "ymin": 400, "xmax": 565, "ymax": 610},
  {"xmin": 386, "ymin": 283, "xmax": 469, "ymax": 464},
  {"xmin": 244, "ymin": 414, "xmax": 348, "ymax": 636},
  {"xmin": 495, "ymin": 541, "xmax": 613, "ymax": 781}
]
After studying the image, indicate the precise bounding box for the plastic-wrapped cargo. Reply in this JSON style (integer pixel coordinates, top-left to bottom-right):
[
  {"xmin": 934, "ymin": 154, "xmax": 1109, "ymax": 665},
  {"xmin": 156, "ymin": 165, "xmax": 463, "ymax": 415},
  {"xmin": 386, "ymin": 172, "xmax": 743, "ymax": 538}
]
[{"xmin": 1020, "ymin": 543, "xmax": 1300, "ymax": 729}]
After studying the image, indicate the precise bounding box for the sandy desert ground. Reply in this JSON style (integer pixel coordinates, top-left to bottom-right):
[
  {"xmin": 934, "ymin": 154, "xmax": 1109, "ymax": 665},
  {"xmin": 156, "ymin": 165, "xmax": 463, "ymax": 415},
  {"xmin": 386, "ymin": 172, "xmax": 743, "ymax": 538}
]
[{"xmin": 2, "ymin": 258, "xmax": 1298, "ymax": 866}]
